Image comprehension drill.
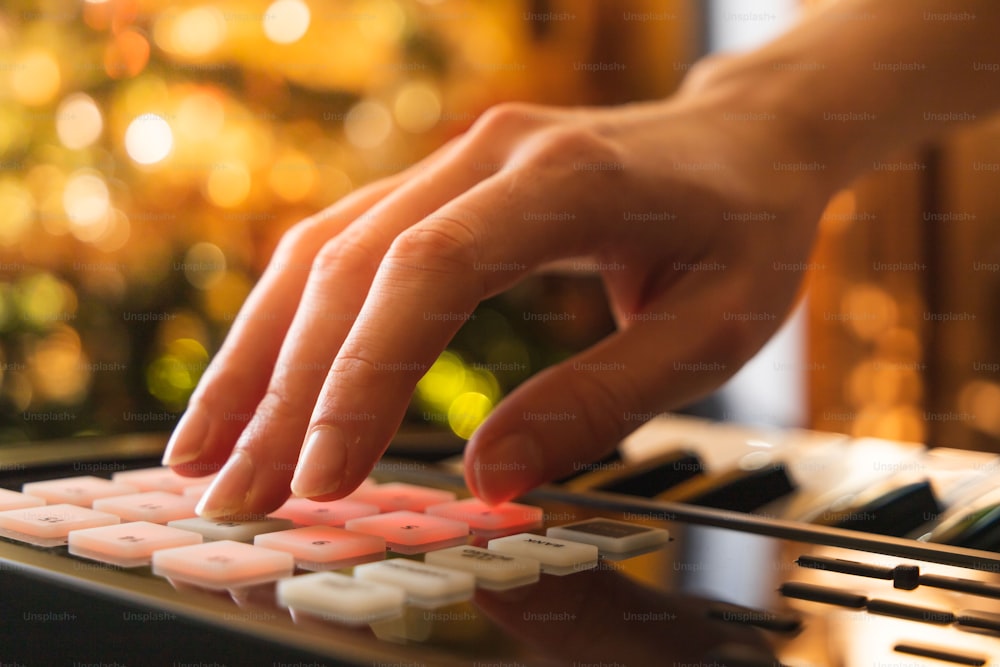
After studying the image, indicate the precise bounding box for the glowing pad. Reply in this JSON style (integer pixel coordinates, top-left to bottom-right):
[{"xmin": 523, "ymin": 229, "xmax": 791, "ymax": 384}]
[
  {"xmin": 254, "ymin": 526, "xmax": 386, "ymax": 570},
  {"xmin": 152, "ymin": 540, "xmax": 294, "ymax": 590},
  {"xmin": 345, "ymin": 511, "xmax": 468, "ymax": 554},
  {"xmin": 69, "ymin": 521, "xmax": 202, "ymax": 568}
]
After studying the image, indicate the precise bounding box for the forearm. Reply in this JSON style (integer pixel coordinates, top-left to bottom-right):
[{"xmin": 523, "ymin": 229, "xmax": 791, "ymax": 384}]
[{"xmin": 686, "ymin": 0, "xmax": 1000, "ymax": 189}]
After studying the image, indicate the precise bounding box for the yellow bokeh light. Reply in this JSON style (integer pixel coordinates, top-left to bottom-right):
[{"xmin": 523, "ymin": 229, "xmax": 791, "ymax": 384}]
[
  {"xmin": 10, "ymin": 50, "xmax": 61, "ymax": 107},
  {"xmin": 146, "ymin": 338, "xmax": 209, "ymax": 407},
  {"xmin": 205, "ymin": 162, "xmax": 252, "ymax": 208},
  {"xmin": 30, "ymin": 325, "xmax": 88, "ymax": 404},
  {"xmin": 394, "ymin": 81, "xmax": 442, "ymax": 133},
  {"xmin": 177, "ymin": 91, "xmax": 225, "ymax": 141},
  {"xmin": 63, "ymin": 171, "xmax": 111, "ymax": 241},
  {"xmin": 17, "ymin": 273, "xmax": 70, "ymax": 327},
  {"xmin": 959, "ymin": 380, "xmax": 1000, "ymax": 437},
  {"xmin": 416, "ymin": 350, "xmax": 467, "ymax": 410},
  {"xmin": 344, "ymin": 100, "xmax": 393, "ymax": 149},
  {"xmin": 0, "ymin": 179, "xmax": 35, "ymax": 246},
  {"xmin": 263, "ymin": 0, "xmax": 311, "ymax": 44},
  {"xmin": 840, "ymin": 283, "xmax": 898, "ymax": 341},
  {"xmin": 93, "ymin": 209, "xmax": 132, "ymax": 252},
  {"xmin": 268, "ymin": 150, "xmax": 317, "ymax": 202},
  {"xmin": 203, "ymin": 271, "xmax": 253, "ymax": 322},
  {"xmin": 125, "ymin": 113, "xmax": 174, "ymax": 165},
  {"xmin": 56, "ymin": 93, "xmax": 104, "ymax": 150},
  {"xmin": 183, "ymin": 242, "xmax": 227, "ymax": 289},
  {"xmin": 359, "ymin": 0, "xmax": 406, "ymax": 42},
  {"xmin": 448, "ymin": 391, "xmax": 493, "ymax": 439},
  {"xmin": 172, "ymin": 6, "xmax": 226, "ymax": 56}
]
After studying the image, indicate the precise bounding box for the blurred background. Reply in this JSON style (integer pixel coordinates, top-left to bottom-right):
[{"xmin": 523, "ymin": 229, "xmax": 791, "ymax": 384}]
[{"xmin": 2, "ymin": 0, "xmax": 1000, "ymax": 454}]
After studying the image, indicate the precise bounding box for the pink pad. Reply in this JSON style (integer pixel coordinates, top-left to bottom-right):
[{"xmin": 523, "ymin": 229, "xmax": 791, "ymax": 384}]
[
  {"xmin": 269, "ymin": 498, "xmax": 380, "ymax": 527},
  {"xmin": 425, "ymin": 498, "xmax": 543, "ymax": 535},
  {"xmin": 93, "ymin": 491, "xmax": 198, "ymax": 524},
  {"xmin": 22, "ymin": 476, "xmax": 139, "ymax": 507},
  {"xmin": 347, "ymin": 483, "xmax": 455, "ymax": 512},
  {"xmin": 344, "ymin": 510, "xmax": 469, "ymax": 554},
  {"xmin": 254, "ymin": 526, "xmax": 386, "ymax": 570},
  {"xmin": 69, "ymin": 521, "xmax": 203, "ymax": 567},
  {"xmin": 152, "ymin": 540, "xmax": 294, "ymax": 590}
]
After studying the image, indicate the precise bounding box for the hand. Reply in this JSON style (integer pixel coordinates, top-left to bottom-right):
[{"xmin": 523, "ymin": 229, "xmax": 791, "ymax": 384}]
[{"xmin": 163, "ymin": 85, "xmax": 837, "ymax": 518}]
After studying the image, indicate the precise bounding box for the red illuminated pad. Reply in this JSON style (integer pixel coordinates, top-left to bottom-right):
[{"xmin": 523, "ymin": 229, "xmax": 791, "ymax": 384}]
[
  {"xmin": 344, "ymin": 511, "xmax": 469, "ymax": 554},
  {"xmin": 93, "ymin": 491, "xmax": 198, "ymax": 524},
  {"xmin": 269, "ymin": 498, "xmax": 380, "ymax": 527},
  {"xmin": 69, "ymin": 521, "xmax": 203, "ymax": 568},
  {"xmin": 152, "ymin": 540, "xmax": 294, "ymax": 590},
  {"xmin": 425, "ymin": 498, "xmax": 543, "ymax": 536},
  {"xmin": 0, "ymin": 504, "xmax": 120, "ymax": 547},
  {"xmin": 112, "ymin": 467, "xmax": 215, "ymax": 493},
  {"xmin": 0, "ymin": 488, "xmax": 45, "ymax": 511},
  {"xmin": 254, "ymin": 526, "xmax": 386, "ymax": 570},
  {"xmin": 21, "ymin": 476, "xmax": 139, "ymax": 508},
  {"xmin": 348, "ymin": 483, "xmax": 455, "ymax": 512}
]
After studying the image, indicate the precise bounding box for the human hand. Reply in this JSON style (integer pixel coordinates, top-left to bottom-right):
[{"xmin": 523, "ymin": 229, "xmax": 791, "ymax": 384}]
[{"xmin": 163, "ymin": 84, "xmax": 838, "ymax": 518}]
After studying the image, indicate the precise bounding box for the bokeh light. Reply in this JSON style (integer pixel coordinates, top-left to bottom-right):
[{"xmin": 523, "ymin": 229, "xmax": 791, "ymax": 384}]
[
  {"xmin": 183, "ymin": 242, "xmax": 227, "ymax": 290},
  {"xmin": 172, "ymin": 7, "xmax": 226, "ymax": 57},
  {"xmin": 344, "ymin": 100, "xmax": 393, "ymax": 149},
  {"xmin": 63, "ymin": 171, "xmax": 111, "ymax": 241},
  {"xmin": 125, "ymin": 113, "xmax": 174, "ymax": 164},
  {"xmin": 394, "ymin": 81, "xmax": 442, "ymax": 134},
  {"xmin": 146, "ymin": 338, "xmax": 209, "ymax": 407},
  {"xmin": 0, "ymin": 180, "xmax": 35, "ymax": 246},
  {"xmin": 263, "ymin": 0, "xmax": 311, "ymax": 44},
  {"xmin": 104, "ymin": 28, "xmax": 150, "ymax": 79},
  {"xmin": 448, "ymin": 391, "xmax": 492, "ymax": 439},
  {"xmin": 56, "ymin": 94, "xmax": 104, "ymax": 150},
  {"xmin": 10, "ymin": 50, "xmax": 61, "ymax": 107},
  {"xmin": 205, "ymin": 162, "xmax": 252, "ymax": 208}
]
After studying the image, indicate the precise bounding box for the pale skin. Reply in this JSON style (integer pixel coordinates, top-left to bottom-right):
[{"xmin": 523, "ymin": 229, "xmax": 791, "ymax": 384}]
[{"xmin": 162, "ymin": 0, "xmax": 1000, "ymax": 517}]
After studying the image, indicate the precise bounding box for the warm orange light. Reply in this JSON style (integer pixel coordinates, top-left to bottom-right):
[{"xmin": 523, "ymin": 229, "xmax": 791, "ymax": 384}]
[
  {"xmin": 10, "ymin": 51, "xmax": 61, "ymax": 107},
  {"xmin": 56, "ymin": 94, "xmax": 104, "ymax": 150},
  {"xmin": 394, "ymin": 81, "xmax": 442, "ymax": 133},
  {"xmin": 104, "ymin": 29, "xmax": 151, "ymax": 79},
  {"xmin": 0, "ymin": 180, "xmax": 34, "ymax": 246},
  {"xmin": 125, "ymin": 113, "xmax": 174, "ymax": 165},
  {"xmin": 268, "ymin": 150, "xmax": 317, "ymax": 202},
  {"xmin": 264, "ymin": 0, "xmax": 312, "ymax": 44},
  {"xmin": 344, "ymin": 100, "xmax": 393, "ymax": 149},
  {"xmin": 205, "ymin": 162, "xmax": 252, "ymax": 208}
]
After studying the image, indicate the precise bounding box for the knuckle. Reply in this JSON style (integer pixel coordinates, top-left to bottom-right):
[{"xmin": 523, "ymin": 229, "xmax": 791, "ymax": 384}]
[
  {"xmin": 471, "ymin": 102, "xmax": 543, "ymax": 136},
  {"xmin": 310, "ymin": 232, "xmax": 381, "ymax": 277},
  {"xmin": 528, "ymin": 125, "xmax": 624, "ymax": 173},
  {"xmin": 270, "ymin": 217, "xmax": 329, "ymax": 270},
  {"xmin": 386, "ymin": 217, "xmax": 480, "ymax": 275}
]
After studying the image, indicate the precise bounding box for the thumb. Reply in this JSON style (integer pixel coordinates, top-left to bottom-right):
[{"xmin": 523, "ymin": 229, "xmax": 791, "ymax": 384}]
[{"xmin": 464, "ymin": 285, "xmax": 754, "ymax": 504}]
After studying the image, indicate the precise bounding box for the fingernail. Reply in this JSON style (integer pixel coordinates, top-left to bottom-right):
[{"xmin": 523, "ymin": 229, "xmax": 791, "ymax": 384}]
[
  {"xmin": 196, "ymin": 450, "xmax": 254, "ymax": 518},
  {"xmin": 162, "ymin": 407, "xmax": 208, "ymax": 466},
  {"xmin": 291, "ymin": 426, "xmax": 347, "ymax": 498},
  {"xmin": 473, "ymin": 434, "xmax": 544, "ymax": 505}
]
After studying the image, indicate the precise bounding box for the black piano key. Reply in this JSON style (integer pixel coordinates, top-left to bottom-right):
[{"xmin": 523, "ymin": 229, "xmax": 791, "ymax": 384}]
[
  {"xmin": 590, "ymin": 449, "xmax": 706, "ymax": 498},
  {"xmin": 657, "ymin": 462, "xmax": 796, "ymax": 513},
  {"xmin": 812, "ymin": 480, "xmax": 941, "ymax": 537},
  {"xmin": 928, "ymin": 502, "xmax": 1000, "ymax": 551}
]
